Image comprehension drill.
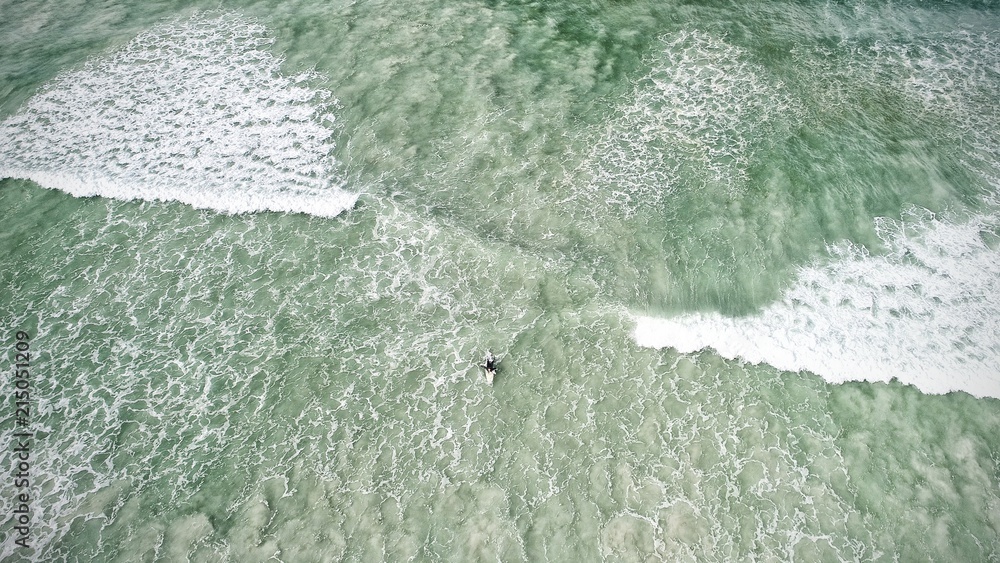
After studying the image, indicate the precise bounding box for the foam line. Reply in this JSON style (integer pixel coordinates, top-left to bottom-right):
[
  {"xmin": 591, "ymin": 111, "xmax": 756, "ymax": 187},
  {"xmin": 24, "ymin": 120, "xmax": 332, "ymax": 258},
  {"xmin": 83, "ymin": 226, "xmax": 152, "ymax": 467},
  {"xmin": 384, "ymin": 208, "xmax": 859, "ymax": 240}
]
[
  {"xmin": 635, "ymin": 207, "xmax": 1000, "ymax": 398},
  {"xmin": 0, "ymin": 13, "xmax": 356, "ymax": 217}
]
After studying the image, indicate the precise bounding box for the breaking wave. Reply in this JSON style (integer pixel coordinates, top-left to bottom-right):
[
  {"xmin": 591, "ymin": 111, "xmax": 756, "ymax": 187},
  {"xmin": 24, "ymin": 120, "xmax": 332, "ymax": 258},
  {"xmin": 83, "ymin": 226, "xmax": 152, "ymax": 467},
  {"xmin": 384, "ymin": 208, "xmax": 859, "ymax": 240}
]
[
  {"xmin": 635, "ymin": 206, "xmax": 1000, "ymax": 398},
  {"xmin": 0, "ymin": 13, "xmax": 357, "ymax": 217}
]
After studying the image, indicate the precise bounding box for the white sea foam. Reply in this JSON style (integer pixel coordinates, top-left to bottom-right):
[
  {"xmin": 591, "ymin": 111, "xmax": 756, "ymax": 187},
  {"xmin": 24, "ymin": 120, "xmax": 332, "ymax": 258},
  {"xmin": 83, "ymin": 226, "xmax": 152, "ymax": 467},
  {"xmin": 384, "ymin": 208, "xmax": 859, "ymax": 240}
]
[
  {"xmin": 635, "ymin": 206, "xmax": 1000, "ymax": 398},
  {"xmin": 0, "ymin": 13, "xmax": 356, "ymax": 217}
]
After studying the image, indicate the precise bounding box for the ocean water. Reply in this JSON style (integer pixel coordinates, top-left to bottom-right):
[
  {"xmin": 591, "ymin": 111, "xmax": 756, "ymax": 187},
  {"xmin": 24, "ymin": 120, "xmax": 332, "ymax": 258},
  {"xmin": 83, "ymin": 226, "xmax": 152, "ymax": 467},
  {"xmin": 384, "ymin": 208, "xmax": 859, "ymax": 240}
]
[{"xmin": 1, "ymin": 0, "xmax": 999, "ymax": 560}]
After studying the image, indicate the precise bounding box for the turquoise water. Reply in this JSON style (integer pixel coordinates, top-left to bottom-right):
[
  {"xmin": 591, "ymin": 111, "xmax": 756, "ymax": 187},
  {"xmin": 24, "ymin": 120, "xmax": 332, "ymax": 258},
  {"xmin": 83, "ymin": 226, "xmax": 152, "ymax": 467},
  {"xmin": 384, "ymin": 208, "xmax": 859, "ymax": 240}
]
[{"xmin": 1, "ymin": 0, "xmax": 999, "ymax": 560}]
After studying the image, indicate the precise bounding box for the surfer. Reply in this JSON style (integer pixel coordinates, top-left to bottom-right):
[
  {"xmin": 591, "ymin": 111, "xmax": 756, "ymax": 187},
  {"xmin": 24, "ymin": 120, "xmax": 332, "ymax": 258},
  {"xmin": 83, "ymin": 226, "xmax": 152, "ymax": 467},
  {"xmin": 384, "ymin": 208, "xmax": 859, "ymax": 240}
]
[{"xmin": 481, "ymin": 351, "xmax": 498, "ymax": 385}]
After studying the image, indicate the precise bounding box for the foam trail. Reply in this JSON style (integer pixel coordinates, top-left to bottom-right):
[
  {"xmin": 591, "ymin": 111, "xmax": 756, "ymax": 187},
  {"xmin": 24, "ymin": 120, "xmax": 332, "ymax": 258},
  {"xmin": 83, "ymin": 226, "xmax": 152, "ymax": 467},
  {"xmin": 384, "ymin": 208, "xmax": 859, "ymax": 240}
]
[
  {"xmin": 635, "ymin": 207, "xmax": 1000, "ymax": 398},
  {"xmin": 0, "ymin": 13, "xmax": 357, "ymax": 217}
]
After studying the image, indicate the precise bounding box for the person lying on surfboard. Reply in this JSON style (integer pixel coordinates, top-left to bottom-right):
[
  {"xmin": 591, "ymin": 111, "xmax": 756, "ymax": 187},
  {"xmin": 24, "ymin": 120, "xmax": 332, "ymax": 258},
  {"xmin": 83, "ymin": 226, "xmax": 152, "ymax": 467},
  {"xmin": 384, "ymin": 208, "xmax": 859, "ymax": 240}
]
[{"xmin": 481, "ymin": 351, "xmax": 498, "ymax": 384}]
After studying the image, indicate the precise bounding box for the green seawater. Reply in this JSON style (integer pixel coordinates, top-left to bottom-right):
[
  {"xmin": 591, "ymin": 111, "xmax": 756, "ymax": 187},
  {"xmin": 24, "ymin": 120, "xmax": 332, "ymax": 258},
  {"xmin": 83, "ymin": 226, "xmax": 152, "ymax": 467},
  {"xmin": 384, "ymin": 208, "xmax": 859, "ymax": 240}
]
[{"xmin": 1, "ymin": 0, "xmax": 999, "ymax": 560}]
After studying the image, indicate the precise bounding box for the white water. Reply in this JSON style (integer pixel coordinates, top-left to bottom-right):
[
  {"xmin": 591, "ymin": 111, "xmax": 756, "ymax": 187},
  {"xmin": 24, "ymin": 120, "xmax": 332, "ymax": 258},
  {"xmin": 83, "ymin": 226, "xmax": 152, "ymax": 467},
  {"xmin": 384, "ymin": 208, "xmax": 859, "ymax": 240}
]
[
  {"xmin": 635, "ymin": 205, "xmax": 1000, "ymax": 398},
  {"xmin": 0, "ymin": 13, "xmax": 357, "ymax": 217}
]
